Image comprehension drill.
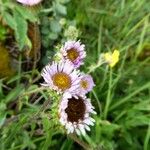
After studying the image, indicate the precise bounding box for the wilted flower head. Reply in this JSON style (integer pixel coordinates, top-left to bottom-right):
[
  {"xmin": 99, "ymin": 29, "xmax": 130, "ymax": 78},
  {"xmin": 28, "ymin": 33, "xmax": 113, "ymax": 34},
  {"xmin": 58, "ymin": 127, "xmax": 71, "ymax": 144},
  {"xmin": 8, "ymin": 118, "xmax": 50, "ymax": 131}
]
[
  {"xmin": 79, "ymin": 74, "xmax": 95, "ymax": 95},
  {"xmin": 41, "ymin": 60, "xmax": 81, "ymax": 95},
  {"xmin": 59, "ymin": 95, "xmax": 96, "ymax": 135},
  {"xmin": 103, "ymin": 50, "xmax": 120, "ymax": 68},
  {"xmin": 17, "ymin": 0, "xmax": 42, "ymax": 6},
  {"xmin": 61, "ymin": 41, "xmax": 86, "ymax": 68}
]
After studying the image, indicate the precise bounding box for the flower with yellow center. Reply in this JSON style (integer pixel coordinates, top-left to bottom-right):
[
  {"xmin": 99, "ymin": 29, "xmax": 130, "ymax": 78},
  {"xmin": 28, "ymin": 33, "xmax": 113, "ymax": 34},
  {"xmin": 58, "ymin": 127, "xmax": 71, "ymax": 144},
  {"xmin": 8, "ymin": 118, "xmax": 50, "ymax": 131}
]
[
  {"xmin": 41, "ymin": 60, "xmax": 81, "ymax": 95},
  {"xmin": 81, "ymin": 80, "xmax": 88, "ymax": 89},
  {"xmin": 104, "ymin": 50, "xmax": 120, "ymax": 67},
  {"xmin": 61, "ymin": 41, "xmax": 86, "ymax": 68},
  {"xmin": 79, "ymin": 74, "xmax": 95, "ymax": 95},
  {"xmin": 52, "ymin": 73, "xmax": 71, "ymax": 91},
  {"xmin": 67, "ymin": 48, "xmax": 79, "ymax": 62}
]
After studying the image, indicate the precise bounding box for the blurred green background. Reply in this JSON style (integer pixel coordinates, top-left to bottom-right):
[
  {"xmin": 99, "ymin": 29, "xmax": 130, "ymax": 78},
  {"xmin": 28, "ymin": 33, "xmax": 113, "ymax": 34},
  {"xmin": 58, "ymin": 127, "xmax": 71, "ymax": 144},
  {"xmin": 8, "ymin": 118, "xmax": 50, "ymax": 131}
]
[{"xmin": 0, "ymin": 0, "xmax": 150, "ymax": 149}]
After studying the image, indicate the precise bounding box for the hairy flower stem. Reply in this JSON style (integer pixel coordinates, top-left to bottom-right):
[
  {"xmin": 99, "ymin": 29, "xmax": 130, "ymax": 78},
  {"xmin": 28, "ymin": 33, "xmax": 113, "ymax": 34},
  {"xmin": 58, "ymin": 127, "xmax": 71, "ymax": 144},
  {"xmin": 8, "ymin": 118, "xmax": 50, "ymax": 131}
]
[{"xmin": 68, "ymin": 133, "xmax": 92, "ymax": 150}]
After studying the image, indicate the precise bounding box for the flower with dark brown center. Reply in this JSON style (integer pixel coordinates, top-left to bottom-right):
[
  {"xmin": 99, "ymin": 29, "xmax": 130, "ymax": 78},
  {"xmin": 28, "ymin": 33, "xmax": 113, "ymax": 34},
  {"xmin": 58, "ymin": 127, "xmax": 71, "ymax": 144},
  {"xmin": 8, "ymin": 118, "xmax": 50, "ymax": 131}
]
[
  {"xmin": 65, "ymin": 97, "xmax": 85, "ymax": 123},
  {"xmin": 61, "ymin": 41, "xmax": 86, "ymax": 68},
  {"xmin": 59, "ymin": 95, "xmax": 96, "ymax": 135},
  {"xmin": 67, "ymin": 48, "xmax": 79, "ymax": 62}
]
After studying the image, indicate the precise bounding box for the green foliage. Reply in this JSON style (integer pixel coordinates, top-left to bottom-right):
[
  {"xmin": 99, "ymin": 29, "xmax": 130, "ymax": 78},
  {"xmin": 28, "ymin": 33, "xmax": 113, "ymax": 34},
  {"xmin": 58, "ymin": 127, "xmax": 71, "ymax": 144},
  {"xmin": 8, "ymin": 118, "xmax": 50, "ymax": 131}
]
[
  {"xmin": 40, "ymin": 0, "xmax": 79, "ymax": 65},
  {"xmin": 53, "ymin": 1, "xmax": 67, "ymax": 16},
  {"xmin": 0, "ymin": 24, "xmax": 7, "ymax": 41},
  {"xmin": 0, "ymin": 1, "xmax": 37, "ymax": 50},
  {"xmin": 13, "ymin": 10, "xmax": 28, "ymax": 50},
  {"xmin": 0, "ymin": 0, "xmax": 150, "ymax": 150}
]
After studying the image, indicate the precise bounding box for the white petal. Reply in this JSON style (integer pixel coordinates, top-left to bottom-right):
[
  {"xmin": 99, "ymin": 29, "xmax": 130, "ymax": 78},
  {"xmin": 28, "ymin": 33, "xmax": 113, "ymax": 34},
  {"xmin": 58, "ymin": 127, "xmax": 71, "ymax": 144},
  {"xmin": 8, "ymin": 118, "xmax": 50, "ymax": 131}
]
[
  {"xmin": 75, "ymin": 128, "xmax": 81, "ymax": 135},
  {"xmin": 85, "ymin": 125, "xmax": 90, "ymax": 131}
]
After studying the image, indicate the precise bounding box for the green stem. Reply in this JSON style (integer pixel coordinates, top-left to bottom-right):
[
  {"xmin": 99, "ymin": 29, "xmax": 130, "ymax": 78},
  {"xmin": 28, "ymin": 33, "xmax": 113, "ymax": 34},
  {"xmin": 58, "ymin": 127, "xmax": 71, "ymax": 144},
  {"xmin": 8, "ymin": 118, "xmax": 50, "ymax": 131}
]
[
  {"xmin": 68, "ymin": 134, "xmax": 91, "ymax": 150},
  {"xmin": 92, "ymin": 90, "xmax": 102, "ymax": 114},
  {"xmin": 110, "ymin": 82, "xmax": 150, "ymax": 111},
  {"xmin": 17, "ymin": 53, "xmax": 22, "ymax": 86},
  {"xmin": 144, "ymin": 123, "xmax": 150, "ymax": 150},
  {"xmin": 99, "ymin": 66, "xmax": 109, "ymax": 92},
  {"xmin": 103, "ymin": 69, "xmax": 112, "ymax": 119},
  {"xmin": 22, "ymin": 87, "xmax": 47, "ymax": 96},
  {"xmin": 87, "ymin": 59, "xmax": 105, "ymax": 74}
]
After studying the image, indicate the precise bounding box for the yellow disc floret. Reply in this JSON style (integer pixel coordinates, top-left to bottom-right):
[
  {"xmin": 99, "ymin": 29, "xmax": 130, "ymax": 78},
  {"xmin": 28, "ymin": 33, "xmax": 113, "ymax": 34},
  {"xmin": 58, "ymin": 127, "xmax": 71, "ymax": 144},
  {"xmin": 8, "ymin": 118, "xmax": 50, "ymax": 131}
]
[
  {"xmin": 67, "ymin": 48, "xmax": 79, "ymax": 62},
  {"xmin": 80, "ymin": 80, "xmax": 88, "ymax": 89},
  {"xmin": 52, "ymin": 72, "xmax": 71, "ymax": 91}
]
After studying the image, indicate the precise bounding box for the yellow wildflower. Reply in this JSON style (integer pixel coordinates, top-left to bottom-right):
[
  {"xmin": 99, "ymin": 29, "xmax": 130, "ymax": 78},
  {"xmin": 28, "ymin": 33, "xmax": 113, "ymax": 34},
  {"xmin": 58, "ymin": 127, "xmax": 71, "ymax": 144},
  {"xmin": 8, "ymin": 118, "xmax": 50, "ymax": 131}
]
[{"xmin": 104, "ymin": 50, "xmax": 120, "ymax": 67}]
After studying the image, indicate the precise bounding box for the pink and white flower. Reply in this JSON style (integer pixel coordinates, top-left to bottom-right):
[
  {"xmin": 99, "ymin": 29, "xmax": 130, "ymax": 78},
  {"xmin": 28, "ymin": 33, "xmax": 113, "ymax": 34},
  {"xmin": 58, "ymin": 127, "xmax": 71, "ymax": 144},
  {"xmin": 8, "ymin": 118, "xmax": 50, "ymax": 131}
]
[
  {"xmin": 41, "ymin": 60, "xmax": 81, "ymax": 95},
  {"xmin": 59, "ymin": 95, "xmax": 96, "ymax": 135},
  {"xmin": 61, "ymin": 41, "xmax": 86, "ymax": 68},
  {"xmin": 17, "ymin": 0, "xmax": 42, "ymax": 6},
  {"xmin": 79, "ymin": 74, "xmax": 95, "ymax": 95}
]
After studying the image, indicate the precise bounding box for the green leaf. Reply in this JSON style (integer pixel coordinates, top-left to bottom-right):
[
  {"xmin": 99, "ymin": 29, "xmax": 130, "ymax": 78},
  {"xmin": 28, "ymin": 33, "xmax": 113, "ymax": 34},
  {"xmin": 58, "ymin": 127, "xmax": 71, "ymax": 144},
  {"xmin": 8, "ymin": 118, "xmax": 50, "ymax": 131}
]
[
  {"xmin": 122, "ymin": 130, "xmax": 133, "ymax": 145},
  {"xmin": 60, "ymin": 139, "xmax": 73, "ymax": 150},
  {"xmin": 2, "ymin": 12, "xmax": 16, "ymax": 30},
  {"xmin": 0, "ymin": 81, "xmax": 4, "ymax": 99},
  {"xmin": 133, "ymin": 100, "xmax": 150, "ymax": 111},
  {"xmin": 41, "ymin": 27, "xmax": 50, "ymax": 34},
  {"xmin": 58, "ymin": 0, "xmax": 71, "ymax": 4},
  {"xmin": 22, "ymin": 131, "xmax": 36, "ymax": 149},
  {"xmin": 42, "ymin": 117, "xmax": 51, "ymax": 132},
  {"xmin": 15, "ymin": 5, "xmax": 37, "ymax": 22},
  {"xmin": 50, "ymin": 20, "xmax": 61, "ymax": 33},
  {"xmin": 26, "ymin": 85, "xmax": 39, "ymax": 92},
  {"xmin": 13, "ymin": 9, "xmax": 28, "ymax": 50},
  {"xmin": 5, "ymin": 85, "xmax": 24, "ymax": 103},
  {"xmin": 0, "ymin": 113, "xmax": 6, "ymax": 127},
  {"xmin": 53, "ymin": 2, "xmax": 67, "ymax": 16},
  {"xmin": 48, "ymin": 32, "xmax": 58, "ymax": 40},
  {"xmin": 126, "ymin": 114, "xmax": 150, "ymax": 127},
  {"xmin": 0, "ymin": 102, "xmax": 6, "ymax": 112},
  {"xmin": 0, "ymin": 24, "xmax": 7, "ymax": 41},
  {"xmin": 101, "ymin": 121, "xmax": 120, "ymax": 139}
]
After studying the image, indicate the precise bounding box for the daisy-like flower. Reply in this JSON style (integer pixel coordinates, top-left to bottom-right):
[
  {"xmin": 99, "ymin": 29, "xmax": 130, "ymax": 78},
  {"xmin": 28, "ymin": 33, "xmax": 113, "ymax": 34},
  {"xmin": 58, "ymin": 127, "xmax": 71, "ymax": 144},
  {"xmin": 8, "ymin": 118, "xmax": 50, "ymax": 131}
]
[
  {"xmin": 61, "ymin": 41, "xmax": 86, "ymax": 68},
  {"xmin": 79, "ymin": 74, "xmax": 95, "ymax": 95},
  {"xmin": 103, "ymin": 50, "xmax": 120, "ymax": 68},
  {"xmin": 41, "ymin": 60, "xmax": 81, "ymax": 95},
  {"xmin": 17, "ymin": 0, "xmax": 42, "ymax": 6},
  {"xmin": 59, "ymin": 95, "xmax": 96, "ymax": 135}
]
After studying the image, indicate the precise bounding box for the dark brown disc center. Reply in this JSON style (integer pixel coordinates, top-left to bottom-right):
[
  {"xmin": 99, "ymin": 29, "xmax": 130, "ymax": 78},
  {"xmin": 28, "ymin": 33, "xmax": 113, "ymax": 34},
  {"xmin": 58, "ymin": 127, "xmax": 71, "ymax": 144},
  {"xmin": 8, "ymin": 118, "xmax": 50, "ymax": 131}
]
[{"xmin": 65, "ymin": 97, "xmax": 86, "ymax": 123}]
